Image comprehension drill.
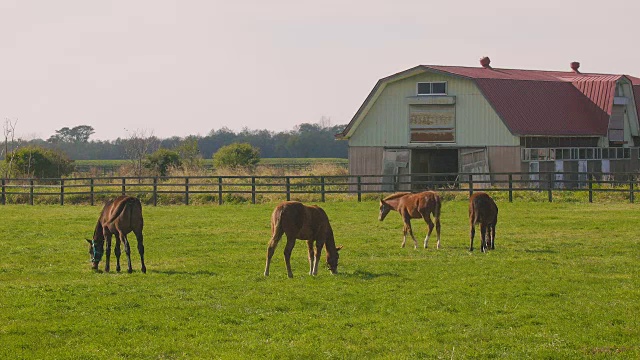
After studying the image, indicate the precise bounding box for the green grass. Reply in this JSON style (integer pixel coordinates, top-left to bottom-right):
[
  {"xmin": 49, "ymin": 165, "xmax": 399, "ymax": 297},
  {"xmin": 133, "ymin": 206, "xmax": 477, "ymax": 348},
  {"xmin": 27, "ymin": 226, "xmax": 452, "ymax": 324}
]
[{"xmin": 0, "ymin": 201, "xmax": 638, "ymax": 359}]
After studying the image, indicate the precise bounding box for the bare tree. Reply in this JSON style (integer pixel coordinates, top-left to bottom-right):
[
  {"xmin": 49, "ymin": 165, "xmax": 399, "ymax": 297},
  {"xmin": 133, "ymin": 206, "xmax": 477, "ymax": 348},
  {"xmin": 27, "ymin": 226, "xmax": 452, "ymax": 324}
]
[
  {"xmin": 123, "ymin": 128, "xmax": 158, "ymax": 177},
  {"xmin": 2, "ymin": 118, "xmax": 19, "ymax": 177}
]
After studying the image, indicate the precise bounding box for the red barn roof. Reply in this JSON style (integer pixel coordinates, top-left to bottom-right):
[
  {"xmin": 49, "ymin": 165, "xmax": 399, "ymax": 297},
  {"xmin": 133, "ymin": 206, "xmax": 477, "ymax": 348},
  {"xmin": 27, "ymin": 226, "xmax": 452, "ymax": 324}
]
[{"xmin": 338, "ymin": 63, "xmax": 638, "ymax": 139}]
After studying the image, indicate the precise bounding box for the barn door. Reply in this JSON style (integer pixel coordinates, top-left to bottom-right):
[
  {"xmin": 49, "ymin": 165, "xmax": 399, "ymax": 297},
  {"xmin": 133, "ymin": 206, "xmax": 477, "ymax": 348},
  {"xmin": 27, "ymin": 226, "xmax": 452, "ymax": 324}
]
[
  {"xmin": 554, "ymin": 160, "xmax": 564, "ymax": 189},
  {"xmin": 382, "ymin": 149, "xmax": 409, "ymax": 191},
  {"xmin": 460, "ymin": 148, "xmax": 489, "ymax": 187},
  {"xmin": 578, "ymin": 160, "xmax": 588, "ymax": 188},
  {"xmin": 529, "ymin": 161, "xmax": 540, "ymax": 188}
]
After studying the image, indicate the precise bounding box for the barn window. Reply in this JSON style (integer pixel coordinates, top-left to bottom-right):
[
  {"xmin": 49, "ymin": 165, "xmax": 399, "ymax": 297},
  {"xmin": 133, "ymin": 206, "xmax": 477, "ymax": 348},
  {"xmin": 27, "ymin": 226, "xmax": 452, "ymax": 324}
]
[{"xmin": 417, "ymin": 82, "xmax": 447, "ymax": 95}]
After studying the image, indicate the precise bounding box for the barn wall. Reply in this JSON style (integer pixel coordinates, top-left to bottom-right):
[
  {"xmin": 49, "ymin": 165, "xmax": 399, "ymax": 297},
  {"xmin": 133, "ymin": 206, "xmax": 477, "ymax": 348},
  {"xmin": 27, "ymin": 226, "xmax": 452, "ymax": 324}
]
[
  {"xmin": 348, "ymin": 71, "xmax": 519, "ymax": 148},
  {"xmin": 348, "ymin": 146, "xmax": 383, "ymax": 175},
  {"xmin": 348, "ymin": 146, "xmax": 384, "ymax": 192}
]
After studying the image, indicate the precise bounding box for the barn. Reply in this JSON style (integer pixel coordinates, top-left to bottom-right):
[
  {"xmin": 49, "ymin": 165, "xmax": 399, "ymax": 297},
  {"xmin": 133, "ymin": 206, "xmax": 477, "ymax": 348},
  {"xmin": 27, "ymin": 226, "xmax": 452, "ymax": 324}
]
[{"xmin": 336, "ymin": 57, "xmax": 640, "ymax": 190}]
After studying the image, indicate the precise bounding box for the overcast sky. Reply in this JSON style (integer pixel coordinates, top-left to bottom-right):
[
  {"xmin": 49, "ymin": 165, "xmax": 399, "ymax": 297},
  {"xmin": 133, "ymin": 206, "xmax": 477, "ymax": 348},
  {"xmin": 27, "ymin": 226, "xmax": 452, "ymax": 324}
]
[{"xmin": 1, "ymin": 0, "xmax": 639, "ymax": 140}]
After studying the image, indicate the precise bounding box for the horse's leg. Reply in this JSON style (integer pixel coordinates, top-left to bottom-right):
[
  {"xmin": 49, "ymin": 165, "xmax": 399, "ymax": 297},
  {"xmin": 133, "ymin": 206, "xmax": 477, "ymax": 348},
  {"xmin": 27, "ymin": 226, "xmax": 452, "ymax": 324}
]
[
  {"xmin": 469, "ymin": 223, "xmax": 475, "ymax": 251},
  {"xmin": 435, "ymin": 215, "xmax": 441, "ymax": 249},
  {"xmin": 480, "ymin": 224, "xmax": 487, "ymax": 253},
  {"xmin": 122, "ymin": 232, "xmax": 133, "ymax": 273},
  {"xmin": 402, "ymin": 214, "xmax": 418, "ymax": 249},
  {"xmin": 264, "ymin": 234, "xmax": 281, "ymax": 277},
  {"xmin": 134, "ymin": 229, "xmax": 146, "ymax": 273},
  {"xmin": 422, "ymin": 214, "xmax": 434, "ymax": 249},
  {"xmin": 312, "ymin": 241, "xmax": 323, "ymax": 276},
  {"xmin": 306, "ymin": 240, "xmax": 314, "ymax": 275},
  {"xmin": 104, "ymin": 230, "xmax": 112, "ymax": 272},
  {"xmin": 493, "ymin": 224, "xmax": 497, "ymax": 250},
  {"xmin": 114, "ymin": 233, "xmax": 122, "ymax": 272},
  {"xmin": 283, "ymin": 236, "xmax": 296, "ymax": 278}
]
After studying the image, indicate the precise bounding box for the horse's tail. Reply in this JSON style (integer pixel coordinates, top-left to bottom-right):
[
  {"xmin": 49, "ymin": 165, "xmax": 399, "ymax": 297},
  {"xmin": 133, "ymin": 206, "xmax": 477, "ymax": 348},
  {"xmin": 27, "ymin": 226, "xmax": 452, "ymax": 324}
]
[
  {"xmin": 269, "ymin": 206, "xmax": 285, "ymax": 245},
  {"xmin": 469, "ymin": 196, "xmax": 481, "ymax": 226}
]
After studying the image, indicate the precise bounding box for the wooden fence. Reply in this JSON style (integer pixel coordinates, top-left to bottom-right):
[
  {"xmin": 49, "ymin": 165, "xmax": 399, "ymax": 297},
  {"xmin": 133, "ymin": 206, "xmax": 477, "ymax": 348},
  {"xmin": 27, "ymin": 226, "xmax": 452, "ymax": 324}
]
[{"xmin": 1, "ymin": 172, "xmax": 639, "ymax": 205}]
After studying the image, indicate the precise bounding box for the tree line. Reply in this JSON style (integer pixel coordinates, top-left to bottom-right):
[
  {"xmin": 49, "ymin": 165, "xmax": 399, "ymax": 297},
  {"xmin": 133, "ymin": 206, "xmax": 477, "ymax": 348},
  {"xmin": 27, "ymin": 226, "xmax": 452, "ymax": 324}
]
[
  {"xmin": 15, "ymin": 123, "xmax": 347, "ymax": 160},
  {"xmin": 2, "ymin": 120, "xmax": 348, "ymax": 178}
]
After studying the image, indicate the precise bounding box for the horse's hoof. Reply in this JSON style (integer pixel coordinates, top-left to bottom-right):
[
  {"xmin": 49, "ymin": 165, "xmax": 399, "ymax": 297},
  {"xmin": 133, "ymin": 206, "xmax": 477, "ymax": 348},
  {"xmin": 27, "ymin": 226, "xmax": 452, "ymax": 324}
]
[
  {"xmin": 141, "ymin": 267, "xmax": 147, "ymax": 274},
  {"xmin": 127, "ymin": 269, "xmax": 133, "ymax": 274}
]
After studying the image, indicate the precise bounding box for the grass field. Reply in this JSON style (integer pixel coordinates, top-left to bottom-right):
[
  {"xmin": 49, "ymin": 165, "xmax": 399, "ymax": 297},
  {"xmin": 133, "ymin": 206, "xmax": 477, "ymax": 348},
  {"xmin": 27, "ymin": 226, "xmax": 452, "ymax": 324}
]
[{"xmin": 0, "ymin": 201, "xmax": 638, "ymax": 359}]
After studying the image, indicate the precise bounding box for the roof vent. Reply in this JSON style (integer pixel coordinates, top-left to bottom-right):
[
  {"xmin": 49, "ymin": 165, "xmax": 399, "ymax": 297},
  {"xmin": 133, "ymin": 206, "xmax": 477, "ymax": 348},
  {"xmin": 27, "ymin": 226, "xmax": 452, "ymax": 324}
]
[
  {"xmin": 480, "ymin": 56, "xmax": 492, "ymax": 69},
  {"xmin": 570, "ymin": 61, "xmax": 581, "ymax": 73}
]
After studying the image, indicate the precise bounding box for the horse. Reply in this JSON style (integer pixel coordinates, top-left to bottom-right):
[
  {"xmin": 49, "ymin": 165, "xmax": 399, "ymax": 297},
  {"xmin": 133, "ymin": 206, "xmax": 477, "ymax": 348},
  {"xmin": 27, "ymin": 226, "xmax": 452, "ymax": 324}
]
[
  {"xmin": 86, "ymin": 195, "xmax": 146, "ymax": 273},
  {"xmin": 469, "ymin": 192, "xmax": 498, "ymax": 253},
  {"xmin": 264, "ymin": 201, "xmax": 342, "ymax": 278},
  {"xmin": 379, "ymin": 191, "xmax": 442, "ymax": 249}
]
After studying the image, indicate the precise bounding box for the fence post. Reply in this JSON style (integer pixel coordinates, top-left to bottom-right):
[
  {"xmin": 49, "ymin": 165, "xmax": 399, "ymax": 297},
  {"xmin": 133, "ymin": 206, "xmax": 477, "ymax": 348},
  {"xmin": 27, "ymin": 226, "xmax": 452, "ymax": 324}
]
[
  {"xmin": 588, "ymin": 174, "xmax": 593, "ymax": 203},
  {"xmin": 630, "ymin": 178, "xmax": 634, "ymax": 204},
  {"xmin": 357, "ymin": 176, "xmax": 362, "ymax": 202},
  {"xmin": 121, "ymin": 178, "xmax": 126, "ymax": 195},
  {"xmin": 153, "ymin": 177, "xmax": 158, "ymax": 206},
  {"xmin": 29, "ymin": 179, "xmax": 34, "ymax": 205},
  {"xmin": 60, "ymin": 179, "xmax": 64, "ymax": 206},
  {"xmin": 286, "ymin": 177, "xmax": 291, "ymax": 201},
  {"xmin": 468, "ymin": 175, "xmax": 474, "ymax": 196},
  {"xmin": 218, "ymin": 176, "xmax": 223, "ymax": 205},
  {"xmin": 508, "ymin": 174, "xmax": 513, "ymax": 203},
  {"xmin": 320, "ymin": 176, "xmax": 325, "ymax": 202},
  {"xmin": 548, "ymin": 173, "xmax": 553, "ymax": 202},
  {"xmin": 184, "ymin": 177, "xmax": 190, "ymax": 205},
  {"xmin": 90, "ymin": 178, "xmax": 95, "ymax": 206},
  {"xmin": 1, "ymin": 179, "xmax": 5, "ymax": 205},
  {"xmin": 251, "ymin": 176, "xmax": 256, "ymax": 204}
]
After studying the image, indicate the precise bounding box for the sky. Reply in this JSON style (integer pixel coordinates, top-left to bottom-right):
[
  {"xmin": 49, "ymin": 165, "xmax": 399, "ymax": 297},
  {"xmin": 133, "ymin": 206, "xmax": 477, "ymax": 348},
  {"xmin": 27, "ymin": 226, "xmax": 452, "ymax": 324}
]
[{"xmin": 1, "ymin": 0, "xmax": 639, "ymax": 141}]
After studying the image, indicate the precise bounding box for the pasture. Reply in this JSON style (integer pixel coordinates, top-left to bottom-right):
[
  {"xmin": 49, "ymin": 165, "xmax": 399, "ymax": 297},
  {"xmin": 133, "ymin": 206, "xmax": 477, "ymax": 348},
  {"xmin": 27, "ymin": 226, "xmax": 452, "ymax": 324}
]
[{"xmin": 0, "ymin": 200, "xmax": 638, "ymax": 359}]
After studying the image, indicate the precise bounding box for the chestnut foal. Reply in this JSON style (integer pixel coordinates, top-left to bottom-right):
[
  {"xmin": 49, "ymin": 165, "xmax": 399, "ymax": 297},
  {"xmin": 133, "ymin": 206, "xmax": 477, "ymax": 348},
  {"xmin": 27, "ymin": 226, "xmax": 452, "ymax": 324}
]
[
  {"xmin": 264, "ymin": 201, "xmax": 342, "ymax": 278},
  {"xmin": 379, "ymin": 191, "xmax": 442, "ymax": 249}
]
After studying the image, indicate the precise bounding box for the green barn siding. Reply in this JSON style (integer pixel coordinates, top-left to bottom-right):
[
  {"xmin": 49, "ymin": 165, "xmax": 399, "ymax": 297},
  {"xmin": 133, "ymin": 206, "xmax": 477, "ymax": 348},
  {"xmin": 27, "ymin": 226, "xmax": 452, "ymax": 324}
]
[{"xmin": 348, "ymin": 71, "xmax": 519, "ymax": 147}]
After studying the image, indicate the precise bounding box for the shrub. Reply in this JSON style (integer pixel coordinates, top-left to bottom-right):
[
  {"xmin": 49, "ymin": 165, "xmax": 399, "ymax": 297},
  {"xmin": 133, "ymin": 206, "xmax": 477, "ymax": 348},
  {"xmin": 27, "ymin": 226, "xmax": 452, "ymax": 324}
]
[
  {"xmin": 145, "ymin": 149, "xmax": 182, "ymax": 176},
  {"xmin": 213, "ymin": 143, "xmax": 260, "ymax": 169},
  {"xmin": 5, "ymin": 146, "xmax": 74, "ymax": 178}
]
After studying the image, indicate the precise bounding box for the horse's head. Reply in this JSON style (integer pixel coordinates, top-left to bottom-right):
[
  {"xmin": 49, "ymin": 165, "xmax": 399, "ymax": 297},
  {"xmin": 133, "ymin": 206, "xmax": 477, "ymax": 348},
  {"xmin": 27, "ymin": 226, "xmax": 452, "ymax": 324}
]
[
  {"xmin": 86, "ymin": 238, "xmax": 104, "ymax": 270},
  {"xmin": 379, "ymin": 199, "xmax": 392, "ymax": 221},
  {"xmin": 326, "ymin": 245, "xmax": 342, "ymax": 274}
]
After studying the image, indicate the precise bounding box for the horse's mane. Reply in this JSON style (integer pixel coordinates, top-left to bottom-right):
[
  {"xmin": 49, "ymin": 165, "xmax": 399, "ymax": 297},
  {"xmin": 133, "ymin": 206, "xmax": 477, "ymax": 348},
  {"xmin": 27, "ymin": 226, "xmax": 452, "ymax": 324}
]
[{"xmin": 383, "ymin": 192, "xmax": 412, "ymax": 201}]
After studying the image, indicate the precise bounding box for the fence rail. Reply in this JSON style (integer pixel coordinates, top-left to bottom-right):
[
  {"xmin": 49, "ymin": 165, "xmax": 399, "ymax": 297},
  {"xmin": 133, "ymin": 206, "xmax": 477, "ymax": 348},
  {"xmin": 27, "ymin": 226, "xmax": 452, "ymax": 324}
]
[{"xmin": 1, "ymin": 171, "xmax": 639, "ymax": 205}]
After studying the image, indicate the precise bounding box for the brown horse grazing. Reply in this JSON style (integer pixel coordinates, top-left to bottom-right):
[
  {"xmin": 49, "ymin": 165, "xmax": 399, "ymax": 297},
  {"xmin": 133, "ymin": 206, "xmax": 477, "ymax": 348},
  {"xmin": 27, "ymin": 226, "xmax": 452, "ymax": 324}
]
[
  {"xmin": 379, "ymin": 191, "xmax": 442, "ymax": 249},
  {"xmin": 469, "ymin": 192, "xmax": 498, "ymax": 253},
  {"xmin": 86, "ymin": 195, "xmax": 146, "ymax": 273},
  {"xmin": 264, "ymin": 201, "xmax": 342, "ymax": 278}
]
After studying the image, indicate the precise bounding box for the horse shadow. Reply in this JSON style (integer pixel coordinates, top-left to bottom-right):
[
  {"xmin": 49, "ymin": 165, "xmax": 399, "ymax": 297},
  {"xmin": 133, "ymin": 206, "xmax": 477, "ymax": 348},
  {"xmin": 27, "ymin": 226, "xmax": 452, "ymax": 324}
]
[
  {"xmin": 344, "ymin": 269, "xmax": 400, "ymax": 280},
  {"xmin": 149, "ymin": 269, "xmax": 217, "ymax": 276},
  {"xmin": 523, "ymin": 249, "xmax": 558, "ymax": 254}
]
